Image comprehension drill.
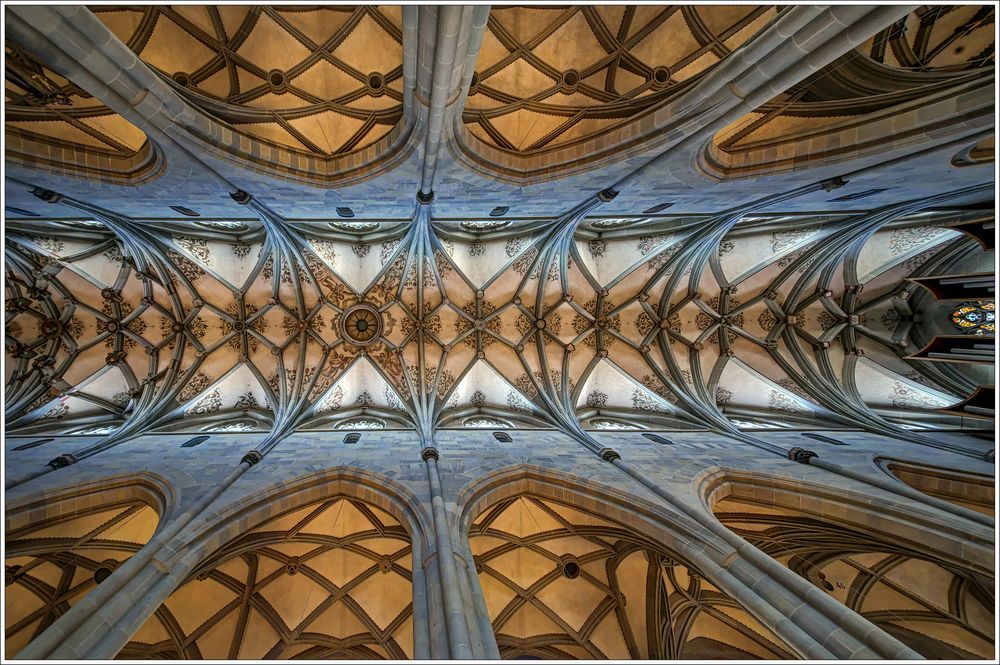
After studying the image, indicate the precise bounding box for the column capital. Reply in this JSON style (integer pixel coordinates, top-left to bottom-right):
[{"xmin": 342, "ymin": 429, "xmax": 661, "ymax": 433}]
[
  {"xmin": 229, "ymin": 190, "xmax": 253, "ymax": 205},
  {"xmin": 422, "ymin": 447, "xmax": 440, "ymax": 461},
  {"xmin": 599, "ymin": 447, "xmax": 621, "ymax": 462},
  {"xmin": 47, "ymin": 453, "xmax": 77, "ymax": 469},
  {"xmin": 30, "ymin": 187, "xmax": 63, "ymax": 203},
  {"xmin": 241, "ymin": 450, "xmax": 262, "ymax": 466},
  {"xmin": 819, "ymin": 176, "xmax": 848, "ymax": 192},
  {"xmin": 787, "ymin": 447, "xmax": 818, "ymax": 464},
  {"xmin": 597, "ymin": 187, "xmax": 619, "ymax": 202}
]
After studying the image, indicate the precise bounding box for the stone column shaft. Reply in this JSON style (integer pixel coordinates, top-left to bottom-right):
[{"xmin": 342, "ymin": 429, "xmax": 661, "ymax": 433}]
[
  {"xmin": 456, "ymin": 536, "xmax": 502, "ymax": 658},
  {"xmin": 410, "ymin": 559, "xmax": 432, "ymax": 659},
  {"xmin": 424, "ymin": 452, "xmax": 476, "ymax": 658}
]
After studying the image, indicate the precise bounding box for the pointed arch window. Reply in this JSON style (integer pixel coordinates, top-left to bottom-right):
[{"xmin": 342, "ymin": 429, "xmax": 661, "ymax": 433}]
[
  {"xmin": 5, "ymin": 206, "xmax": 39, "ymax": 217},
  {"xmin": 335, "ymin": 418, "xmax": 385, "ymax": 430},
  {"xmin": 801, "ymin": 433, "xmax": 848, "ymax": 446},
  {"xmin": 75, "ymin": 425, "xmax": 118, "ymax": 435},
  {"xmin": 590, "ymin": 418, "xmax": 639, "ymax": 431},
  {"xmin": 205, "ymin": 421, "xmax": 256, "ymax": 433},
  {"xmin": 464, "ymin": 416, "xmax": 513, "ymax": 429}
]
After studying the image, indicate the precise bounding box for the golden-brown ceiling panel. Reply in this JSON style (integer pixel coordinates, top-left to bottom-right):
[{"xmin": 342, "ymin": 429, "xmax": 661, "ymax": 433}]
[
  {"xmin": 863, "ymin": 5, "xmax": 995, "ymax": 72},
  {"xmin": 90, "ymin": 5, "xmax": 404, "ymax": 157},
  {"xmin": 471, "ymin": 495, "xmax": 795, "ymax": 659},
  {"xmin": 119, "ymin": 496, "xmax": 413, "ymax": 659},
  {"xmin": 463, "ymin": 5, "xmax": 777, "ymax": 154}
]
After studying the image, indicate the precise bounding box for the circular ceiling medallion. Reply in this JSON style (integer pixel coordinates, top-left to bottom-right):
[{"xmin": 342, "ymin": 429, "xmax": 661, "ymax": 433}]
[
  {"xmin": 560, "ymin": 555, "xmax": 581, "ymax": 579},
  {"xmin": 651, "ymin": 65, "xmax": 671, "ymax": 87},
  {"xmin": 93, "ymin": 566, "xmax": 113, "ymax": 584},
  {"xmin": 267, "ymin": 69, "xmax": 287, "ymax": 92},
  {"xmin": 561, "ymin": 69, "xmax": 580, "ymax": 90},
  {"xmin": 367, "ymin": 71, "xmax": 385, "ymax": 95},
  {"xmin": 341, "ymin": 303, "xmax": 383, "ymax": 346},
  {"xmin": 40, "ymin": 318, "xmax": 62, "ymax": 338}
]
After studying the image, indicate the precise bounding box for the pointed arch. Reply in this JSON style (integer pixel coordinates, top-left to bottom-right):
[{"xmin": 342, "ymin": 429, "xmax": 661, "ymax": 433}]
[
  {"xmin": 117, "ymin": 467, "xmax": 432, "ymax": 660},
  {"xmin": 4, "ymin": 474, "xmax": 170, "ymax": 658},
  {"xmin": 458, "ymin": 465, "xmax": 798, "ymax": 659},
  {"xmin": 705, "ymin": 470, "xmax": 995, "ymax": 659}
]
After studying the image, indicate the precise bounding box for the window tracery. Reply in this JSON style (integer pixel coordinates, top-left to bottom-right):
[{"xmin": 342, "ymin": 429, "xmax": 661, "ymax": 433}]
[{"xmin": 950, "ymin": 300, "xmax": 995, "ymax": 336}]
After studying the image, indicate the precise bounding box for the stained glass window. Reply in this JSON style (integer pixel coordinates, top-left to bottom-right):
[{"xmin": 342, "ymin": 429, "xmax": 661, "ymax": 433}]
[{"xmin": 951, "ymin": 301, "xmax": 995, "ymax": 336}]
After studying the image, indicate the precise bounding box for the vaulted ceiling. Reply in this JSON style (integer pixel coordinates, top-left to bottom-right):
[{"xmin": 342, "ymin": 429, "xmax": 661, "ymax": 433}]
[
  {"xmin": 714, "ymin": 491, "xmax": 995, "ymax": 659},
  {"xmin": 3, "ymin": 4, "xmax": 995, "ymax": 451},
  {"xmin": 471, "ymin": 495, "xmax": 794, "ymax": 659},
  {"xmin": 5, "ymin": 198, "xmax": 988, "ymax": 448},
  {"xmin": 5, "ymin": 41, "xmax": 153, "ymax": 182},
  {"xmin": 463, "ymin": 5, "xmax": 778, "ymax": 152},
  {"xmin": 864, "ymin": 5, "xmax": 995, "ymax": 71},
  {"xmin": 91, "ymin": 5, "xmax": 405, "ymax": 157},
  {"xmin": 5, "ymin": 497, "xmax": 159, "ymax": 657},
  {"xmin": 120, "ymin": 496, "xmax": 413, "ymax": 659},
  {"xmin": 5, "ymin": 4, "xmax": 994, "ymax": 192}
]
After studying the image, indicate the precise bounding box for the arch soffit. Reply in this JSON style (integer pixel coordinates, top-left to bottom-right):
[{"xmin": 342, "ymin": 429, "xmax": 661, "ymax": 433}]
[
  {"xmin": 5, "ymin": 135, "xmax": 167, "ymax": 188},
  {"xmin": 455, "ymin": 464, "xmax": 734, "ymax": 565},
  {"xmin": 697, "ymin": 467, "xmax": 995, "ymax": 575},
  {"xmin": 450, "ymin": 105, "xmax": 691, "ymax": 186},
  {"xmin": 873, "ymin": 456, "xmax": 995, "ymax": 513},
  {"xmin": 698, "ymin": 78, "xmax": 994, "ymax": 182},
  {"xmin": 951, "ymin": 134, "xmax": 995, "ymax": 167},
  {"xmin": 191, "ymin": 110, "xmax": 420, "ymax": 188},
  {"xmin": 171, "ymin": 466, "xmax": 432, "ymax": 567},
  {"xmin": 4, "ymin": 36, "xmax": 166, "ymax": 187},
  {"xmin": 873, "ymin": 455, "xmax": 995, "ymax": 482},
  {"xmin": 4, "ymin": 470, "xmax": 174, "ymax": 535}
]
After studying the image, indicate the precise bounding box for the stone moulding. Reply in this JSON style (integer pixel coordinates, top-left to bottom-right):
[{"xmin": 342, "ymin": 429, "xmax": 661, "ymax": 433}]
[{"xmin": 5, "ymin": 132, "xmax": 166, "ymax": 187}]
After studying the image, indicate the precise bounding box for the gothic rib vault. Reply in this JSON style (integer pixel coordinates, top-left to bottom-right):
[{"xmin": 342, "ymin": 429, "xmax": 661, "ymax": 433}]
[
  {"xmin": 3, "ymin": 3, "xmax": 997, "ymax": 662},
  {"xmin": 4, "ymin": 194, "xmax": 996, "ymax": 447}
]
